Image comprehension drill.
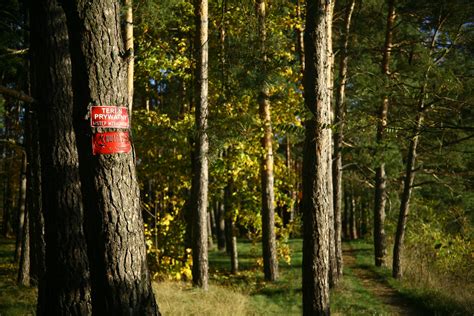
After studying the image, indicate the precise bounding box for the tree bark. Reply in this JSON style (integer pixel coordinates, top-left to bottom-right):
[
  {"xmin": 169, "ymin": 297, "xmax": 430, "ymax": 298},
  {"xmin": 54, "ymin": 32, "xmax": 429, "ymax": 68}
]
[
  {"xmin": 125, "ymin": 0, "xmax": 134, "ymax": 112},
  {"xmin": 191, "ymin": 0, "xmax": 209, "ymax": 290},
  {"xmin": 17, "ymin": 206, "xmax": 30, "ymax": 286},
  {"xmin": 350, "ymin": 192, "xmax": 358, "ymax": 240},
  {"xmin": 257, "ymin": 0, "xmax": 279, "ymax": 282},
  {"xmin": 302, "ymin": 0, "xmax": 334, "ymax": 314},
  {"xmin": 29, "ymin": 0, "xmax": 93, "ymax": 313},
  {"xmin": 392, "ymin": 108, "xmax": 423, "ymax": 279},
  {"xmin": 15, "ymin": 152, "xmax": 27, "ymax": 262},
  {"xmin": 373, "ymin": 0, "xmax": 396, "ymax": 267},
  {"xmin": 332, "ymin": 0, "xmax": 355, "ymax": 285},
  {"xmin": 224, "ymin": 181, "xmax": 238, "ymax": 274},
  {"xmin": 61, "ymin": 0, "xmax": 159, "ymax": 313}
]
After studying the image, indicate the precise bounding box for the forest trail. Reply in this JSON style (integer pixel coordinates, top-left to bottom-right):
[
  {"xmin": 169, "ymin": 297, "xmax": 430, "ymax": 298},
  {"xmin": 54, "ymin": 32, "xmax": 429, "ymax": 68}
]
[{"xmin": 342, "ymin": 244, "xmax": 422, "ymax": 315}]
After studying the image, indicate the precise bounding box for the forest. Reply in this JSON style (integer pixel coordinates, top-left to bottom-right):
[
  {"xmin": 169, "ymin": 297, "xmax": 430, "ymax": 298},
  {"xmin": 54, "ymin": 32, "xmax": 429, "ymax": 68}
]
[{"xmin": 0, "ymin": 0, "xmax": 473, "ymax": 315}]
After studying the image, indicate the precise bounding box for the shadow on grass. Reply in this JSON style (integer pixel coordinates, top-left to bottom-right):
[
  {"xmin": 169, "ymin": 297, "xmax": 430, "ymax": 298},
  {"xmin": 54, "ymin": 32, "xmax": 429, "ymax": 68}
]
[{"xmin": 345, "ymin": 240, "xmax": 470, "ymax": 316}]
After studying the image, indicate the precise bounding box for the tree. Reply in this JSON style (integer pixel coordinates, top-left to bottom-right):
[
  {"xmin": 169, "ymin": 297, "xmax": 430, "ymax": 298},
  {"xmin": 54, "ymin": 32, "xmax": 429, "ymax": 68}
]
[
  {"xmin": 29, "ymin": 0, "xmax": 92, "ymax": 313},
  {"xmin": 301, "ymin": 0, "xmax": 334, "ymax": 314},
  {"xmin": 191, "ymin": 0, "xmax": 209, "ymax": 290},
  {"xmin": 256, "ymin": 0, "xmax": 278, "ymax": 282},
  {"xmin": 333, "ymin": 0, "xmax": 356, "ymax": 283},
  {"xmin": 60, "ymin": 0, "xmax": 159, "ymax": 313},
  {"xmin": 373, "ymin": 0, "xmax": 396, "ymax": 267}
]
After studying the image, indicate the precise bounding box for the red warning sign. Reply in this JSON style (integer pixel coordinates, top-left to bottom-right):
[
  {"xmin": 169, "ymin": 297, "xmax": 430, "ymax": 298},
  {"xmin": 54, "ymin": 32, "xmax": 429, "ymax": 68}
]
[
  {"xmin": 92, "ymin": 131, "xmax": 131, "ymax": 155},
  {"xmin": 90, "ymin": 106, "xmax": 129, "ymax": 128}
]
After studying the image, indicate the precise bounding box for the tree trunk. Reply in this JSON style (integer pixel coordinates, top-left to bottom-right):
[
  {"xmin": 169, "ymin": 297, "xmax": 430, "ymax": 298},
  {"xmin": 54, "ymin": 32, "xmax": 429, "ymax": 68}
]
[
  {"xmin": 207, "ymin": 209, "xmax": 214, "ymax": 249},
  {"xmin": 296, "ymin": 0, "xmax": 305, "ymax": 73},
  {"xmin": 224, "ymin": 182, "xmax": 238, "ymax": 274},
  {"xmin": 29, "ymin": 0, "xmax": 93, "ymax": 313},
  {"xmin": 125, "ymin": 0, "xmax": 134, "ymax": 112},
  {"xmin": 15, "ymin": 152, "xmax": 27, "ymax": 262},
  {"xmin": 332, "ymin": 0, "xmax": 355, "ymax": 285},
  {"xmin": 257, "ymin": 0, "xmax": 278, "ymax": 283},
  {"xmin": 373, "ymin": 0, "xmax": 396, "ymax": 267},
  {"xmin": 343, "ymin": 190, "xmax": 349, "ymax": 240},
  {"xmin": 217, "ymin": 194, "xmax": 226, "ymax": 251},
  {"xmin": 61, "ymin": 0, "xmax": 159, "ymax": 313},
  {"xmin": 302, "ymin": 0, "xmax": 334, "ymax": 314},
  {"xmin": 392, "ymin": 109, "xmax": 423, "ymax": 279},
  {"xmin": 191, "ymin": 0, "xmax": 209, "ymax": 290},
  {"xmin": 17, "ymin": 206, "xmax": 30, "ymax": 286},
  {"xmin": 350, "ymin": 193, "xmax": 358, "ymax": 240}
]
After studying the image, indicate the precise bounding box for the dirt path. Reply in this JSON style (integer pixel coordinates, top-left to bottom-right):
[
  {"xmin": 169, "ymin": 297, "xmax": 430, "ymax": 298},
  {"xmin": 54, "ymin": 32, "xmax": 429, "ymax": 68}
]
[{"xmin": 343, "ymin": 245, "xmax": 422, "ymax": 315}]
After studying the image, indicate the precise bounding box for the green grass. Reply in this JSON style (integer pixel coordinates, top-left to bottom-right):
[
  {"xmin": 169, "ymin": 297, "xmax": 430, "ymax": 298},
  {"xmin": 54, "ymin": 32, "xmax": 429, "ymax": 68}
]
[
  {"xmin": 2, "ymin": 237, "xmax": 470, "ymax": 315},
  {"xmin": 0, "ymin": 238, "xmax": 37, "ymax": 316}
]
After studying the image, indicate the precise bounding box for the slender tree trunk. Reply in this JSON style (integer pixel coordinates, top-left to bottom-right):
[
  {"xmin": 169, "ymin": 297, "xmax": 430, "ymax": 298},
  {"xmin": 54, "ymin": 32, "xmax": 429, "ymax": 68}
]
[
  {"xmin": 191, "ymin": 0, "xmax": 209, "ymax": 290},
  {"xmin": 207, "ymin": 209, "xmax": 214, "ymax": 249},
  {"xmin": 333, "ymin": 0, "xmax": 355, "ymax": 285},
  {"xmin": 224, "ymin": 181, "xmax": 238, "ymax": 274},
  {"xmin": 392, "ymin": 110, "xmax": 423, "ymax": 279},
  {"xmin": 30, "ymin": 1, "xmax": 93, "ymax": 313},
  {"xmin": 217, "ymin": 194, "xmax": 226, "ymax": 251},
  {"xmin": 302, "ymin": 0, "xmax": 334, "ymax": 314},
  {"xmin": 350, "ymin": 193, "xmax": 358, "ymax": 240},
  {"xmin": 17, "ymin": 205, "xmax": 30, "ymax": 286},
  {"xmin": 343, "ymin": 190, "xmax": 349, "ymax": 240},
  {"xmin": 125, "ymin": 0, "xmax": 134, "ymax": 112},
  {"xmin": 374, "ymin": 0, "xmax": 396, "ymax": 267},
  {"xmin": 257, "ymin": 0, "xmax": 278, "ymax": 282},
  {"xmin": 61, "ymin": 0, "xmax": 159, "ymax": 313},
  {"xmin": 296, "ymin": 0, "xmax": 305, "ymax": 72},
  {"xmin": 15, "ymin": 152, "xmax": 27, "ymax": 262}
]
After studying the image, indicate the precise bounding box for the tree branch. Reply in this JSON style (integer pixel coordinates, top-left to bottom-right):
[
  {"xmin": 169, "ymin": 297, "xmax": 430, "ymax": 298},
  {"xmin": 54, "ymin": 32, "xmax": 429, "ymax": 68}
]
[{"xmin": 0, "ymin": 85, "xmax": 34, "ymax": 103}]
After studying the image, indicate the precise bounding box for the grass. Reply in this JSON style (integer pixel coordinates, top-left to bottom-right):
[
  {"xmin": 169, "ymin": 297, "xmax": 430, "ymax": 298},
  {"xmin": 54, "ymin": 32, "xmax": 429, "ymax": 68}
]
[
  {"xmin": 1, "ymin": 237, "xmax": 472, "ymax": 315},
  {"xmin": 0, "ymin": 238, "xmax": 37, "ymax": 316}
]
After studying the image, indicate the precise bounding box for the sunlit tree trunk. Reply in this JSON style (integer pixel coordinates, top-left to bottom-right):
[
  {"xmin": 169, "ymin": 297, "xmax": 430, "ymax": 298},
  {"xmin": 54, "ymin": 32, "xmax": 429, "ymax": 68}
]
[
  {"xmin": 302, "ymin": 0, "xmax": 334, "ymax": 314},
  {"xmin": 392, "ymin": 14, "xmax": 450, "ymax": 278},
  {"xmin": 374, "ymin": 0, "xmax": 396, "ymax": 267},
  {"xmin": 61, "ymin": 0, "xmax": 159, "ymax": 313},
  {"xmin": 125, "ymin": 0, "xmax": 134, "ymax": 112},
  {"xmin": 333, "ymin": 0, "xmax": 355, "ymax": 284},
  {"xmin": 257, "ymin": 0, "xmax": 279, "ymax": 282},
  {"xmin": 191, "ymin": 0, "xmax": 209, "ymax": 290}
]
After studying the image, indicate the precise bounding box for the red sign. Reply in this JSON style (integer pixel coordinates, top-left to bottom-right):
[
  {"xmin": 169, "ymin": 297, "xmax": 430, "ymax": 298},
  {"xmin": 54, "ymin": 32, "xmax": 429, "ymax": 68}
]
[
  {"xmin": 90, "ymin": 106, "xmax": 129, "ymax": 128},
  {"xmin": 92, "ymin": 131, "xmax": 131, "ymax": 155}
]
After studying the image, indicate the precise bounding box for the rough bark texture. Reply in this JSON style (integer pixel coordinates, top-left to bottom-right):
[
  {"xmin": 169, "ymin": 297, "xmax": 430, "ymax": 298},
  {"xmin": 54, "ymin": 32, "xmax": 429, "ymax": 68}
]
[
  {"xmin": 60, "ymin": 0, "xmax": 159, "ymax": 314},
  {"xmin": 257, "ymin": 0, "xmax": 278, "ymax": 282},
  {"xmin": 332, "ymin": 0, "xmax": 355, "ymax": 284},
  {"xmin": 302, "ymin": 0, "xmax": 333, "ymax": 314},
  {"xmin": 191, "ymin": 0, "xmax": 209, "ymax": 290},
  {"xmin": 374, "ymin": 0, "xmax": 396, "ymax": 267},
  {"xmin": 125, "ymin": 0, "xmax": 134, "ymax": 112},
  {"xmin": 30, "ymin": 0, "xmax": 93, "ymax": 314}
]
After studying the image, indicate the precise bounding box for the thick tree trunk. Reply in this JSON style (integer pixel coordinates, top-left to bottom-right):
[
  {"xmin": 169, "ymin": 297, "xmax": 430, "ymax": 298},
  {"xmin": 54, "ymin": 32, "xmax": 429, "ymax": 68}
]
[
  {"xmin": 302, "ymin": 0, "xmax": 334, "ymax": 314},
  {"xmin": 191, "ymin": 0, "xmax": 209, "ymax": 290},
  {"xmin": 373, "ymin": 0, "xmax": 396, "ymax": 267},
  {"xmin": 257, "ymin": 0, "xmax": 279, "ymax": 282},
  {"xmin": 30, "ymin": 1, "xmax": 92, "ymax": 314},
  {"xmin": 61, "ymin": 0, "xmax": 159, "ymax": 313},
  {"xmin": 332, "ymin": 0, "xmax": 355, "ymax": 285}
]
